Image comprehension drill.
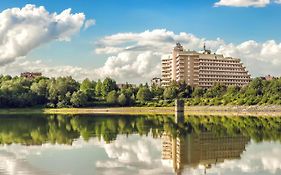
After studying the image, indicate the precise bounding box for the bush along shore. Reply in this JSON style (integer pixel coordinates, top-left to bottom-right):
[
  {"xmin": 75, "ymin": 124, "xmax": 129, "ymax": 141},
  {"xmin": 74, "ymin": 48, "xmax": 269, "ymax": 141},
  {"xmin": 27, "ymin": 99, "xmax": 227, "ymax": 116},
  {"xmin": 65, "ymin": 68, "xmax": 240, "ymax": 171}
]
[{"xmin": 0, "ymin": 75, "xmax": 281, "ymax": 108}]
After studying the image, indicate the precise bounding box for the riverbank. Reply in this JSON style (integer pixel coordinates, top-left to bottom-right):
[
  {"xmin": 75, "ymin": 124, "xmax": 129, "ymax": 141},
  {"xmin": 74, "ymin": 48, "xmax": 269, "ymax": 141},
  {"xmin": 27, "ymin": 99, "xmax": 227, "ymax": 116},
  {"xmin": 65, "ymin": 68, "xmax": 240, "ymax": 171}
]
[{"xmin": 1, "ymin": 105, "xmax": 281, "ymax": 116}]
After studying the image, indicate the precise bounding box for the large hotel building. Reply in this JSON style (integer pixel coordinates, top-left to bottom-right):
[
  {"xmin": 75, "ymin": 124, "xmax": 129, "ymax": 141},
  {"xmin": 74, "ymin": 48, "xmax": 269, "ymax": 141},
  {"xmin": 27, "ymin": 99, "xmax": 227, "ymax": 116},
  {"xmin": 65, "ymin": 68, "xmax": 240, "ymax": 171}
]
[{"xmin": 161, "ymin": 43, "xmax": 251, "ymax": 88}]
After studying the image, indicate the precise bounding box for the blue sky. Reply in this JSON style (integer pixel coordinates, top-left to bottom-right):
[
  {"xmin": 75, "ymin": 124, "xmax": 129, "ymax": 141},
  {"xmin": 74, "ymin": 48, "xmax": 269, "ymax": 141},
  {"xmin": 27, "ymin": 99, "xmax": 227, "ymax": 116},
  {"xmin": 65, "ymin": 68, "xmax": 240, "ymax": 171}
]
[
  {"xmin": 1, "ymin": 0, "xmax": 280, "ymax": 41},
  {"xmin": 0, "ymin": 0, "xmax": 281, "ymax": 82}
]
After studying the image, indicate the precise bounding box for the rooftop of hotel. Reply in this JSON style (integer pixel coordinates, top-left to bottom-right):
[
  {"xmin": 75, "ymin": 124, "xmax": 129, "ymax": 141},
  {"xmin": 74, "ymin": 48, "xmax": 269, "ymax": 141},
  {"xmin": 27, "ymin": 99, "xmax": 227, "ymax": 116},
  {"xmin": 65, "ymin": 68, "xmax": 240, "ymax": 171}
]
[{"xmin": 162, "ymin": 43, "xmax": 241, "ymax": 61}]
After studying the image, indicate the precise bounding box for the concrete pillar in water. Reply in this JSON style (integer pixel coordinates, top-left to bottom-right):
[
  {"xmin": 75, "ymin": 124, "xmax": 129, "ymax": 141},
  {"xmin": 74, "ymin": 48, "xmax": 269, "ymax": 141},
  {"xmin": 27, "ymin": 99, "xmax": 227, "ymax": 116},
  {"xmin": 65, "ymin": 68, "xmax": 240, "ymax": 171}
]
[{"xmin": 175, "ymin": 99, "xmax": 184, "ymax": 123}]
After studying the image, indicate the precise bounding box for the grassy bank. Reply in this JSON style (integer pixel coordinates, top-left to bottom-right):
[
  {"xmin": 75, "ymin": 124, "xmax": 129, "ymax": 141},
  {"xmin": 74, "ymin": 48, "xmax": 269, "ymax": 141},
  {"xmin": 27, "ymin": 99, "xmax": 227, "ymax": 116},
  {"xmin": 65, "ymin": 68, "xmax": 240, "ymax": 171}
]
[{"xmin": 1, "ymin": 105, "xmax": 281, "ymax": 116}]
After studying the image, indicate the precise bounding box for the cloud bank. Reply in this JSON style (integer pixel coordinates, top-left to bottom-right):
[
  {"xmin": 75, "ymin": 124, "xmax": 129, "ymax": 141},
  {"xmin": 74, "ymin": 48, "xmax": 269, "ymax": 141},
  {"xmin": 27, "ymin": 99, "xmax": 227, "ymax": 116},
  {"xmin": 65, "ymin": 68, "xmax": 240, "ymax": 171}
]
[
  {"xmin": 214, "ymin": 0, "xmax": 281, "ymax": 7},
  {"xmin": 94, "ymin": 29, "xmax": 281, "ymax": 83},
  {"xmin": 1, "ymin": 29, "xmax": 281, "ymax": 83},
  {"xmin": 0, "ymin": 4, "xmax": 86, "ymax": 66}
]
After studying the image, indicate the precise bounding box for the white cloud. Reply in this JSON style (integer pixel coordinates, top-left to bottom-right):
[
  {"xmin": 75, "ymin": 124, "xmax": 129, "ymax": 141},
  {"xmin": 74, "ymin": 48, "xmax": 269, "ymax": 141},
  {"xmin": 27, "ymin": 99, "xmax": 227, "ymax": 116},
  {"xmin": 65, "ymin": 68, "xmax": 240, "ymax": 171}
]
[
  {"xmin": 95, "ymin": 134, "xmax": 172, "ymax": 175},
  {"xmin": 94, "ymin": 29, "xmax": 224, "ymax": 83},
  {"xmin": 1, "ymin": 26, "xmax": 281, "ymax": 83},
  {"xmin": 84, "ymin": 19, "xmax": 96, "ymax": 30},
  {"xmin": 214, "ymin": 0, "xmax": 271, "ymax": 7},
  {"xmin": 0, "ymin": 4, "xmax": 86, "ymax": 66},
  {"xmin": 211, "ymin": 141, "xmax": 281, "ymax": 174},
  {"xmin": 0, "ymin": 57, "xmax": 97, "ymax": 81},
  {"xmin": 214, "ymin": 0, "xmax": 281, "ymax": 7},
  {"xmin": 94, "ymin": 29, "xmax": 281, "ymax": 83}
]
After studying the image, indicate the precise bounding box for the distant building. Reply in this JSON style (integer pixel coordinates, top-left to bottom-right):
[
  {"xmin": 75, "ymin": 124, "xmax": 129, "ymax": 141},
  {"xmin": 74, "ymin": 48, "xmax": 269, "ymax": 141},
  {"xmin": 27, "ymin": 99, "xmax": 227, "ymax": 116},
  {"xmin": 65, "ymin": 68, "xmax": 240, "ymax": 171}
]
[
  {"xmin": 162, "ymin": 43, "xmax": 251, "ymax": 88},
  {"xmin": 151, "ymin": 77, "xmax": 162, "ymax": 86},
  {"xmin": 20, "ymin": 72, "xmax": 42, "ymax": 79},
  {"xmin": 260, "ymin": 75, "xmax": 276, "ymax": 81}
]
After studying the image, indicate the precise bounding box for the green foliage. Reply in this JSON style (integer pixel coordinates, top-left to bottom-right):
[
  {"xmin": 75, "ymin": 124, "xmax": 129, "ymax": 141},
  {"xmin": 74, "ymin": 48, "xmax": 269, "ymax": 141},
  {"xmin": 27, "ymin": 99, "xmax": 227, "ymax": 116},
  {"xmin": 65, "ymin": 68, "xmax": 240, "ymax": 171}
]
[
  {"xmin": 118, "ymin": 93, "xmax": 127, "ymax": 106},
  {"xmin": 47, "ymin": 77, "xmax": 79, "ymax": 107},
  {"xmin": 80, "ymin": 78, "xmax": 95, "ymax": 99},
  {"xmin": 204, "ymin": 83, "xmax": 227, "ymax": 98},
  {"xmin": 163, "ymin": 87, "xmax": 177, "ymax": 100},
  {"xmin": 95, "ymin": 79, "xmax": 102, "ymax": 97},
  {"xmin": 70, "ymin": 91, "xmax": 88, "ymax": 107},
  {"xmin": 150, "ymin": 84, "xmax": 164, "ymax": 99},
  {"xmin": 192, "ymin": 87, "xmax": 204, "ymax": 98},
  {"xmin": 136, "ymin": 87, "xmax": 152, "ymax": 102},
  {"xmin": 0, "ymin": 75, "xmax": 280, "ymax": 107},
  {"xmin": 106, "ymin": 90, "xmax": 118, "ymax": 104},
  {"xmin": 102, "ymin": 77, "xmax": 117, "ymax": 97}
]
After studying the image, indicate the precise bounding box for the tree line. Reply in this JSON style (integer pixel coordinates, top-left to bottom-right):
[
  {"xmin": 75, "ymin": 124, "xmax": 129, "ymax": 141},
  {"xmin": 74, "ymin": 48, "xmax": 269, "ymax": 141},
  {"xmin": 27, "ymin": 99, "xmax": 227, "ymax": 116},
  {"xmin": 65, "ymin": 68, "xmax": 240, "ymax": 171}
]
[{"xmin": 0, "ymin": 74, "xmax": 280, "ymax": 108}]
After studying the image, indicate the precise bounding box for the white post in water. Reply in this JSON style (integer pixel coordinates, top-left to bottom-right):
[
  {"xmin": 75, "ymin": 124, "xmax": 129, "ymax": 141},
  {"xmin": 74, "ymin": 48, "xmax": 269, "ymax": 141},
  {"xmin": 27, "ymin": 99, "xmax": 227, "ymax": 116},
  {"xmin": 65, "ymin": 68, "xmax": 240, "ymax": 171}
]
[{"xmin": 175, "ymin": 99, "xmax": 184, "ymax": 123}]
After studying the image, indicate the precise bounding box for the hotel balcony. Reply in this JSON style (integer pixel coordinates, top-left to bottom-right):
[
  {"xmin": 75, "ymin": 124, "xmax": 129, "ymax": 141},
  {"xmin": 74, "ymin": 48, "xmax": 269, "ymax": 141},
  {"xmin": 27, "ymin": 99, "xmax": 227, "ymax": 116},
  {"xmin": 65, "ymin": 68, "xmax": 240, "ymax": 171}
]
[
  {"xmin": 162, "ymin": 65, "xmax": 171, "ymax": 69},
  {"xmin": 176, "ymin": 65, "xmax": 185, "ymax": 69},
  {"xmin": 176, "ymin": 61, "xmax": 184, "ymax": 66},
  {"xmin": 176, "ymin": 73, "xmax": 184, "ymax": 78},
  {"xmin": 199, "ymin": 66, "xmax": 247, "ymax": 73},
  {"xmin": 199, "ymin": 72, "xmax": 251, "ymax": 77},
  {"xmin": 199, "ymin": 64, "xmax": 244, "ymax": 69},
  {"xmin": 176, "ymin": 69, "xmax": 184, "ymax": 74},
  {"xmin": 199, "ymin": 60, "xmax": 240, "ymax": 65},
  {"xmin": 199, "ymin": 76, "xmax": 251, "ymax": 80}
]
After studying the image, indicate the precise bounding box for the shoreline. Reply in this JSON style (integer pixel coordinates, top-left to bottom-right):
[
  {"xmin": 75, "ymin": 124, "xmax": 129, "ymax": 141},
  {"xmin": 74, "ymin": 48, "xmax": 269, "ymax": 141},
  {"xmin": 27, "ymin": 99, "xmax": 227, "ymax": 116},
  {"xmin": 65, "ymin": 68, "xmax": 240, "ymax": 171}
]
[{"xmin": 0, "ymin": 105, "xmax": 281, "ymax": 116}]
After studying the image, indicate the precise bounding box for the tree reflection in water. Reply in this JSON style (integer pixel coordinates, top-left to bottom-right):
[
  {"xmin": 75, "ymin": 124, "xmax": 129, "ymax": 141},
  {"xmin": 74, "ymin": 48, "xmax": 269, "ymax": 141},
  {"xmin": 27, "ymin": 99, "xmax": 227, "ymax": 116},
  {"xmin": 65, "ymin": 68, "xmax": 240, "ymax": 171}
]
[
  {"xmin": 1, "ymin": 114, "xmax": 281, "ymax": 174},
  {"xmin": 0, "ymin": 114, "xmax": 280, "ymax": 146}
]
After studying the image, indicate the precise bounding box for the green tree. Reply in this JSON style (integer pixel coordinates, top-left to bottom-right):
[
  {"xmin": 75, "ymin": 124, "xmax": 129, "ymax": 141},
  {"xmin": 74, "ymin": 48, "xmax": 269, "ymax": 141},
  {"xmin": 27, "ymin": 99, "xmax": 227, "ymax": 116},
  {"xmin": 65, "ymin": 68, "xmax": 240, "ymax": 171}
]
[
  {"xmin": 70, "ymin": 91, "xmax": 88, "ymax": 107},
  {"xmin": 136, "ymin": 87, "xmax": 152, "ymax": 102},
  {"xmin": 118, "ymin": 93, "xmax": 127, "ymax": 106},
  {"xmin": 95, "ymin": 79, "xmax": 102, "ymax": 97},
  {"xmin": 151, "ymin": 84, "xmax": 164, "ymax": 99},
  {"xmin": 106, "ymin": 90, "xmax": 118, "ymax": 104},
  {"xmin": 80, "ymin": 78, "xmax": 95, "ymax": 99},
  {"xmin": 163, "ymin": 87, "xmax": 177, "ymax": 100},
  {"xmin": 102, "ymin": 78, "xmax": 117, "ymax": 97},
  {"xmin": 47, "ymin": 76, "xmax": 79, "ymax": 107},
  {"xmin": 192, "ymin": 87, "xmax": 205, "ymax": 98}
]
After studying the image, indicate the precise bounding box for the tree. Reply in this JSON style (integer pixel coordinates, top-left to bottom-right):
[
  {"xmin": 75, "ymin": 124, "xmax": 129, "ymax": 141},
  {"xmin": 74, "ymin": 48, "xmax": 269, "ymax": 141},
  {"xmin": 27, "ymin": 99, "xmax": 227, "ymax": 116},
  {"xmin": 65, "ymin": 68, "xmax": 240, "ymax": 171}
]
[
  {"xmin": 106, "ymin": 90, "xmax": 118, "ymax": 104},
  {"xmin": 70, "ymin": 91, "xmax": 88, "ymax": 107},
  {"xmin": 177, "ymin": 82, "xmax": 192, "ymax": 98},
  {"xmin": 192, "ymin": 87, "xmax": 205, "ymax": 98},
  {"xmin": 136, "ymin": 87, "xmax": 152, "ymax": 102},
  {"xmin": 80, "ymin": 78, "xmax": 95, "ymax": 99},
  {"xmin": 102, "ymin": 77, "xmax": 117, "ymax": 97},
  {"xmin": 204, "ymin": 83, "xmax": 227, "ymax": 98},
  {"xmin": 151, "ymin": 84, "xmax": 164, "ymax": 99},
  {"xmin": 118, "ymin": 93, "xmax": 127, "ymax": 106},
  {"xmin": 30, "ymin": 79, "xmax": 49, "ymax": 104},
  {"xmin": 95, "ymin": 79, "xmax": 102, "ymax": 97},
  {"xmin": 163, "ymin": 87, "xmax": 177, "ymax": 100},
  {"xmin": 47, "ymin": 76, "xmax": 79, "ymax": 107},
  {"xmin": 31, "ymin": 79, "xmax": 49, "ymax": 97}
]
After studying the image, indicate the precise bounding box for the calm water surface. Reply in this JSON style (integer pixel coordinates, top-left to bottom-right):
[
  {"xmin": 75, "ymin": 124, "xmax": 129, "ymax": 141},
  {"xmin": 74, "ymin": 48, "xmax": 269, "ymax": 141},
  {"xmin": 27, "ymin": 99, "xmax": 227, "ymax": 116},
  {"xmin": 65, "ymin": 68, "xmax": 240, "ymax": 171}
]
[{"xmin": 0, "ymin": 114, "xmax": 281, "ymax": 175}]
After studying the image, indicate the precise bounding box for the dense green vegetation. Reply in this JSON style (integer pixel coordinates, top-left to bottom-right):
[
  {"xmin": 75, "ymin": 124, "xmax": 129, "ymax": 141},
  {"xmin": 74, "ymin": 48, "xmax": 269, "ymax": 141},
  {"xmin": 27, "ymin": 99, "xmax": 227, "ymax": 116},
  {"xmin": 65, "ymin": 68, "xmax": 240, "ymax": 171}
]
[
  {"xmin": 0, "ymin": 74, "xmax": 280, "ymax": 108},
  {"xmin": 0, "ymin": 114, "xmax": 281, "ymax": 145}
]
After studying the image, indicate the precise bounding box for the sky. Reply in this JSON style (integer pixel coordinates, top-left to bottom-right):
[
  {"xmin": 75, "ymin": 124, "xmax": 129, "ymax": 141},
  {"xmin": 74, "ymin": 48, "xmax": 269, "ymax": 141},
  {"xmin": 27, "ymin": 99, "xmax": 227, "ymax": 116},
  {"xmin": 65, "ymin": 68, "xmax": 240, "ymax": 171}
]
[{"xmin": 0, "ymin": 0, "xmax": 281, "ymax": 83}]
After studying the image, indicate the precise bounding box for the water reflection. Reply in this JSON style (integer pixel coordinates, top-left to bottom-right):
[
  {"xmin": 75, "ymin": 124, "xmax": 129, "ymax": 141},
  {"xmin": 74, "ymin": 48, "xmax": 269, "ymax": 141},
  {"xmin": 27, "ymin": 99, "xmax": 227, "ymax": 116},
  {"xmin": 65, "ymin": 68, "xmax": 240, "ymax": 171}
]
[
  {"xmin": 163, "ymin": 111, "xmax": 250, "ymax": 175},
  {"xmin": 162, "ymin": 132, "xmax": 250, "ymax": 175},
  {"xmin": 0, "ymin": 114, "xmax": 280, "ymax": 175}
]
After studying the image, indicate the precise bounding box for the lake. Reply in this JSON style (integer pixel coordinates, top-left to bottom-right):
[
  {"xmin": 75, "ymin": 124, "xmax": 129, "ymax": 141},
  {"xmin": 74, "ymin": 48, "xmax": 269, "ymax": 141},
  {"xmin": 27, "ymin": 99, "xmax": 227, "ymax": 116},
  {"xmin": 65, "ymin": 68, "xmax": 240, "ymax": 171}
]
[{"xmin": 0, "ymin": 114, "xmax": 280, "ymax": 175}]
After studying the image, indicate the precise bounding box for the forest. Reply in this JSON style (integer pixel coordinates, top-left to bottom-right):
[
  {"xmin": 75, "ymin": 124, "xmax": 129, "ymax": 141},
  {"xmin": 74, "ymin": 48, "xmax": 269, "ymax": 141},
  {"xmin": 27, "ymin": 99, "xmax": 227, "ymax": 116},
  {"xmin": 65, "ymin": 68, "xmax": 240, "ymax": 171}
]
[{"xmin": 0, "ymin": 74, "xmax": 280, "ymax": 108}]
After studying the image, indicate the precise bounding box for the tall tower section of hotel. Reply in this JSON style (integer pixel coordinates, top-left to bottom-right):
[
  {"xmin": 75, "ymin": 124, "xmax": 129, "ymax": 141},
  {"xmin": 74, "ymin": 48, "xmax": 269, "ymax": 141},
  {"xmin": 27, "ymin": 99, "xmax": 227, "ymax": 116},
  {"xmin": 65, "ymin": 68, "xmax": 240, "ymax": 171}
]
[{"xmin": 161, "ymin": 43, "xmax": 251, "ymax": 87}]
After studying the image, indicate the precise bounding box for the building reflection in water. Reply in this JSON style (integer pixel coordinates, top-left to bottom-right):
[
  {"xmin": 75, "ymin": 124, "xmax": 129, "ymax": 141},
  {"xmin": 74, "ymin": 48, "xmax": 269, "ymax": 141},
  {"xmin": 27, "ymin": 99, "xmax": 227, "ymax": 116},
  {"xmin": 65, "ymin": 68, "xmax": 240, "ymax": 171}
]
[{"xmin": 162, "ymin": 111, "xmax": 250, "ymax": 175}]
